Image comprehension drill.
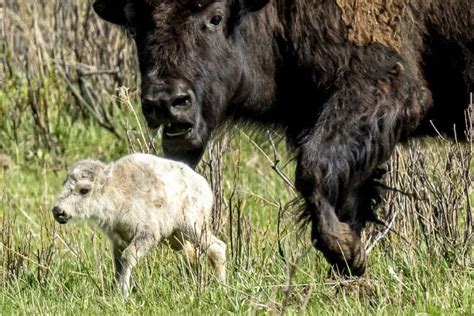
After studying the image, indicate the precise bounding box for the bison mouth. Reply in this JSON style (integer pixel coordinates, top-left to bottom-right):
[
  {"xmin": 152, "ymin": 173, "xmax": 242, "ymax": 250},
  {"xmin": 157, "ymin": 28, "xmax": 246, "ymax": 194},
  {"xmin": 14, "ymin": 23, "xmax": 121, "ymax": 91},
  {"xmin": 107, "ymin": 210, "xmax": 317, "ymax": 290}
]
[
  {"xmin": 142, "ymin": 105, "xmax": 208, "ymax": 167},
  {"xmin": 160, "ymin": 117, "xmax": 209, "ymax": 168},
  {"xmin": 163, "ymin": 122, "xmax": 193, "ymax": 138}
]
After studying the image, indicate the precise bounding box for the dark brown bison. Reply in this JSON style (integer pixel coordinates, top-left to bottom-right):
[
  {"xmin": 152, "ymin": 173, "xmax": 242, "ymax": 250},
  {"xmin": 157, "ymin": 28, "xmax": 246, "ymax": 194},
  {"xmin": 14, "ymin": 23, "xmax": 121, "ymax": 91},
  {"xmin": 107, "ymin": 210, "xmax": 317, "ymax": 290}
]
[{"xmin": 92, "ymin": 0, "xmax": 473, "ymax": 276}]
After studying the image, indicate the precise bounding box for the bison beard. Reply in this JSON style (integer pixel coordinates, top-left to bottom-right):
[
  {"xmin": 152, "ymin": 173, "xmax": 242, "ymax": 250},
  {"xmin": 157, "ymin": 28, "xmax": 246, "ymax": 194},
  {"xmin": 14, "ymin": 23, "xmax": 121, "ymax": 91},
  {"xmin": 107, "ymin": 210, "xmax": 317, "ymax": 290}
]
[{"xmin": 93, "ymin": 0, "xmax": 473, "ymax": 276}]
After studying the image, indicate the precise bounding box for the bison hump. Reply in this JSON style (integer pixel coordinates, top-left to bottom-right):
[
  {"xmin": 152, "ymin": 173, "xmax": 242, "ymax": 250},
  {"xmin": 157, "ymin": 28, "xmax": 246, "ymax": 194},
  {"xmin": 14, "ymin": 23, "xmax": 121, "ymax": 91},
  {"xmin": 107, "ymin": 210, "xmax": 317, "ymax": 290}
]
[{"xmin": 335, "ymin": 0, "xmax": 409, "ymax": 51}]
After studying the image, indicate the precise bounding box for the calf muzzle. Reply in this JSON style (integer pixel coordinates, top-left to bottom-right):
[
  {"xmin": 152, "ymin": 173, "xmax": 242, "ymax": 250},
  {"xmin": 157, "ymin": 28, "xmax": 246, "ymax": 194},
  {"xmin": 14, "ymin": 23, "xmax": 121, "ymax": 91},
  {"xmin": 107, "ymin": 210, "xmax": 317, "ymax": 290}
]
[{"xmin": 52, "ymin": 206, "xmax": 70, "ymax": 224}]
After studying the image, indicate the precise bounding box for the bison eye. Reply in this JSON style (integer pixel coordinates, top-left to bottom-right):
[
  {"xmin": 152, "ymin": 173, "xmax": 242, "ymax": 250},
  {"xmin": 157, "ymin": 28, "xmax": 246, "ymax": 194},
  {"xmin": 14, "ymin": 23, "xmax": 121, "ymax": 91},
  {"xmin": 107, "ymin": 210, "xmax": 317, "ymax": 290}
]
[
  {"xmin": 125, "ymin": 24, "xmax": 136, "ymax": 38},
  {"xmin": 79, "ymin": 188, "xmax": 91, "ymax": 195},
  {"xmin": 209, "ymin": 15, "xmax": 223, "ymax": 26}
]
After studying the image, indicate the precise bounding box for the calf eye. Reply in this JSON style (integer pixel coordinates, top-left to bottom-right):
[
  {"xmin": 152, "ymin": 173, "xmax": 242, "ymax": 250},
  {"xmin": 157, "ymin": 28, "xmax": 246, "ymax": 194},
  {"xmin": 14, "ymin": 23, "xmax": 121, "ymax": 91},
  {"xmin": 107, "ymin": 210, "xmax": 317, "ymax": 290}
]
[
  {"xmin": 79, "ymin": 188, "xmax": 90, "ymax": 195},
  {"xmin": 209, "ymin": 15, "xmax": 223, "ymax": 26}
]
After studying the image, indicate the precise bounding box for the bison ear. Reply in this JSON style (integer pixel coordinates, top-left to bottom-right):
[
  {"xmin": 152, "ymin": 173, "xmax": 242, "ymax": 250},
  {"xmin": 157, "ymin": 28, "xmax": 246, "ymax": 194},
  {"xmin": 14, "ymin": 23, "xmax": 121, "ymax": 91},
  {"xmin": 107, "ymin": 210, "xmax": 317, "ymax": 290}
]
[
  {"xmin": 231, "ymin": 0, "xmax": 269, "ymax": 28},
  {"xmin": 93, "ymin": 0, "xmax": 127, "ymax": 25},
  {"xmin": 240, "ymin": 0, "xmax": 270, "ymax": 13}
]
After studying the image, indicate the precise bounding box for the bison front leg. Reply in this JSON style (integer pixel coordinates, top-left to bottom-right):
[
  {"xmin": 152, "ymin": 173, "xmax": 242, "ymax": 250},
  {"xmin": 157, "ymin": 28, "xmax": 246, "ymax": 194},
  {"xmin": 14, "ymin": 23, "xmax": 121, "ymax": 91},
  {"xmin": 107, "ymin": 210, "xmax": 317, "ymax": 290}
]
[
  {"xmin": 294, "ymin": 62, "xmax": 431, "ymax": 276},
  {"xmin": 295, "ymin": 112, "xmax": 389, "ymax": 275}
]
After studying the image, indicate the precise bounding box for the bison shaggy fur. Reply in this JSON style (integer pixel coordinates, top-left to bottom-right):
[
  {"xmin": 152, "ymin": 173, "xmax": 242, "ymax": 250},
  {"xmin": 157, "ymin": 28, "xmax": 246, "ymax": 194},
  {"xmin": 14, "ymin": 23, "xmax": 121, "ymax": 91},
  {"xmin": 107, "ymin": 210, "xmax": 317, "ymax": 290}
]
[{"xmin": 92, "ymin": 0, "xmax": 473, "ymax": 276}]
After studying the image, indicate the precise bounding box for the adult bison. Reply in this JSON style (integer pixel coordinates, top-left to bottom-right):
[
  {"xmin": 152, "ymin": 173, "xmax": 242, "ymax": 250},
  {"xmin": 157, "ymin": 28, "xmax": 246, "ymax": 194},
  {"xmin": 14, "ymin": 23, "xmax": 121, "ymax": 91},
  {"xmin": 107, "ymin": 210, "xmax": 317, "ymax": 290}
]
[{"xmin": 92, "ymin": 0, "xmax": 473, "ymax": 276}]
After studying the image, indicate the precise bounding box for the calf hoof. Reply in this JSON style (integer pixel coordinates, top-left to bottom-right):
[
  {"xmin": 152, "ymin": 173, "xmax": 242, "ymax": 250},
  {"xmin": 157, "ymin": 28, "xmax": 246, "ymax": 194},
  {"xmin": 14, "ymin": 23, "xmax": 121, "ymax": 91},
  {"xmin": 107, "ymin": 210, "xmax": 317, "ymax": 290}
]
[{"xmin": 216, "ymin": 269, "xmax": 227, "ymax": 285}]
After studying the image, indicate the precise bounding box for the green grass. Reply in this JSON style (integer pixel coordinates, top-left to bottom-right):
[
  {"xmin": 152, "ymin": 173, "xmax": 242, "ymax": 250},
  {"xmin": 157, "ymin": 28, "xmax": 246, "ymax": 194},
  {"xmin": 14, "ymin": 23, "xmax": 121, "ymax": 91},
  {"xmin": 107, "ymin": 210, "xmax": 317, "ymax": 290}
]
[
  {"xmin": 0, "ymin": 1, "xmax": 472, "ymax": 312},
  {"xmin": 0, "ymin": 103, "xmax": 472, "ymax": 314}
]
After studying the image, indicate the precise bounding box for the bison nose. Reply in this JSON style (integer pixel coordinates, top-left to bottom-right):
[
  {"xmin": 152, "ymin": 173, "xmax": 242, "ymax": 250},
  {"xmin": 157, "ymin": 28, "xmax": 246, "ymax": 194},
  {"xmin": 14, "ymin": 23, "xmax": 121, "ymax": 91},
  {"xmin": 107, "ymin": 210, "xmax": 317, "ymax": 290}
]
[
  {"xmin": 142, "ymin": 92, "xmax": 192, "ymax": 112},
  {"xmin": 141, "ymin": 80, "xmax": 194, "ymax": 126}
]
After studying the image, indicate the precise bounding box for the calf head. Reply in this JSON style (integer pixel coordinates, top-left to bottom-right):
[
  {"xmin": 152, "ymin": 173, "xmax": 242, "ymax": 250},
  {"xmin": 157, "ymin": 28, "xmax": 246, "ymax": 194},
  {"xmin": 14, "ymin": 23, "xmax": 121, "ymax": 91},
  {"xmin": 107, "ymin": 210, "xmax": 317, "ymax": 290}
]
[
  {"xmin": 93, "ymin": 0, "xmax": 270, "ymax": 167},
  {"xmin": 52, "ymin": 160, "xmax": 105, "ymax": 224}
]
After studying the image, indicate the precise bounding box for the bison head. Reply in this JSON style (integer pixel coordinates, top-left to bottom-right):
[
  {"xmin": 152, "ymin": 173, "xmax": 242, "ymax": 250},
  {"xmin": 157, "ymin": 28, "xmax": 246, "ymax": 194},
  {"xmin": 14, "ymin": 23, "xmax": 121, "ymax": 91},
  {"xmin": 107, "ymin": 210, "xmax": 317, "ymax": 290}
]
[{"xmin": 93, "ymin": 0, "xmax": 270, "ymax": 167}]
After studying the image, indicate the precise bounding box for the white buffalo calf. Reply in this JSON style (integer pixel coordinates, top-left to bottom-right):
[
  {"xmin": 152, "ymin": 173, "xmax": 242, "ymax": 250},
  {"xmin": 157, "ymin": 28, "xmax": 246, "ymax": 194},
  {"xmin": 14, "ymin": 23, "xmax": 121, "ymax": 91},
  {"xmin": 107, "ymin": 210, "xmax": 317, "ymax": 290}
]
[{"xmin": 52, "ymin": 153, "xmax": 226, "ymax": 298}]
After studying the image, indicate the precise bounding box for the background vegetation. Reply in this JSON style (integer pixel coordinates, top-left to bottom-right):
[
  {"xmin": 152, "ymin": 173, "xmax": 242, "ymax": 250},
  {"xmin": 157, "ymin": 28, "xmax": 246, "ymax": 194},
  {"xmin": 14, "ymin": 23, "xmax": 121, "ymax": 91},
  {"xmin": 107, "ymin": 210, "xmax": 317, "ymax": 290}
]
[{"xmin": 0, "ymin": 1, "xmax": 472, "ymax": 314}]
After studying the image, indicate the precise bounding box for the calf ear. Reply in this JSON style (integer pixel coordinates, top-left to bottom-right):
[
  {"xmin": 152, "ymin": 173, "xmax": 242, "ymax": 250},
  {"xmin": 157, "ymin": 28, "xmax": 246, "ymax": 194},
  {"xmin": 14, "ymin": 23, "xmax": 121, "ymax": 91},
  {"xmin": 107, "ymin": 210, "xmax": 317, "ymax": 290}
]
[{"xmin": 93, "ymin": 0, "xmax": 127, "ymax": 25}]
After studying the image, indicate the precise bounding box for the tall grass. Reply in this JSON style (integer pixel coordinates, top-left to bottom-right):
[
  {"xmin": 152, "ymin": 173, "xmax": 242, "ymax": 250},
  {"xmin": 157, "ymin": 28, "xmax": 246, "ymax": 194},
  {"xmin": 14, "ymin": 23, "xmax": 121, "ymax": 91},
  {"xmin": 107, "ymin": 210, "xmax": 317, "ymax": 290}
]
[{"xmin": 0, "ymin": 0, "xmax": 473, "ymax": 314}]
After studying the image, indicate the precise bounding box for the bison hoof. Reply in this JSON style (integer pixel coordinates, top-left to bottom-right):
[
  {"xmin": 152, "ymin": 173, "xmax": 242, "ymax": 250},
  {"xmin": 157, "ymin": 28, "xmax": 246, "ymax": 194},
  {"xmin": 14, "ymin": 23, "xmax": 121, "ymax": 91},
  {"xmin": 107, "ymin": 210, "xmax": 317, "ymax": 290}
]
[
  {"xmin": 313, "ymin": 223, "xmax": 367, "ymax": 277},
  {"xmin": 330, "ymin": 242, "xmax": 366, "ymax": 277}
]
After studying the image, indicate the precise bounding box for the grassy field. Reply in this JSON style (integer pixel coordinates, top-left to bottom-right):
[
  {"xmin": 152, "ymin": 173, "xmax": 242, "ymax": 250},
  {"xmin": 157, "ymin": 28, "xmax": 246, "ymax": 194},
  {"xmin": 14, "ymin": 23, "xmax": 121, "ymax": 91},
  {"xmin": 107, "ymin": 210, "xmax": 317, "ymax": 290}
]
[{"xmin": 1, "ymin": 1, "xmax": 473, "ymax": 314}]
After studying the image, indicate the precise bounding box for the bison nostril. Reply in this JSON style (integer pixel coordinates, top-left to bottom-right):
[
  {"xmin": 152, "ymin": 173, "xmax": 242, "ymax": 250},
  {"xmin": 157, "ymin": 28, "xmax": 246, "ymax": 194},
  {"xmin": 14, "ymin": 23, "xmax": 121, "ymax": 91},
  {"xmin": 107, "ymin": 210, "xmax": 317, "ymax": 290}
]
[{"xmin": 171, "ymin": 95, "xmax": 192, "ymax": 108}]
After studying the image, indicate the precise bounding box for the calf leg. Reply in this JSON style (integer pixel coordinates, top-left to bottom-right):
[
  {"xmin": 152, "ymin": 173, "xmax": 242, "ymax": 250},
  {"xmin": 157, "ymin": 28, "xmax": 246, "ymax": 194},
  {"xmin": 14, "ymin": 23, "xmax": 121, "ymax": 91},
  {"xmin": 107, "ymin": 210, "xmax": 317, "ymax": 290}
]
[
  {"xmin": 113, "ymin": 243, "xmax": 125, "ymax": 283},
  {"xmin": 118, "ymin": 232, "xmax": 155, "ymax": 298},
  {"xmin": 110, "ymin": 234, "xmax": 127, "ymax": 283},
  {"xmin": 188, "ymin": 229, "xmax": 226, "ymax": 283},
  {"xmin": 203, "ymin": 233, "xmax": 226, "ymax": 283},
  {"xmin": 167, "ymin": 232, "xmax": 199, "ymax": 273}
]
